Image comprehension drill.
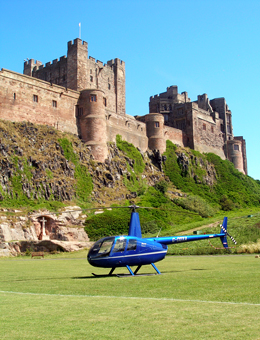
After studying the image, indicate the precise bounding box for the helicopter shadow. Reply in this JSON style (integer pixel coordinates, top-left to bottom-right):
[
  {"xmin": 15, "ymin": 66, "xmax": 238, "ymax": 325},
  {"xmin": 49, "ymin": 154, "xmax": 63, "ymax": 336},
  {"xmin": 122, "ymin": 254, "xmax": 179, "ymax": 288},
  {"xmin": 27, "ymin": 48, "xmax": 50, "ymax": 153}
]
[{"xmin": 73, "ymin": 268, "xmax": 208, "ymax": 279}]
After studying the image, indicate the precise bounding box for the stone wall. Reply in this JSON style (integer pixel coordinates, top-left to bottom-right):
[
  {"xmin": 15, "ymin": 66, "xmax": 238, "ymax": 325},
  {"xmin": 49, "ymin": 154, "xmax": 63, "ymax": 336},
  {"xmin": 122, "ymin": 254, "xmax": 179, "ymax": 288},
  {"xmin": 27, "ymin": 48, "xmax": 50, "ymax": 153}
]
[
  {"xmin": 163, "ymin": 125, "xmax": 186, "ymax": 147},
  {"xmin": 0, "ymin": 69, "xmax": 79, "ymax": 135},
  {"xmin": 106, "ymin": 111, "xmax": 147, "ymax": 151}
]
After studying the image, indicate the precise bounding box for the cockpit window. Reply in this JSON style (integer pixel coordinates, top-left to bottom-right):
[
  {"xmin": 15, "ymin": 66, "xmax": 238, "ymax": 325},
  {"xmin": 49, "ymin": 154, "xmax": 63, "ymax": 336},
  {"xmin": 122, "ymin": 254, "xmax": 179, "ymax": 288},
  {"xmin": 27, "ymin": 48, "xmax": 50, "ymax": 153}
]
[
  {"xmin": 127, "ymin": 239, "xmax": 137, "ymax": 251},
  {"xmin": 89, "ymin": 237, "xmax": 115, "ymax": 258},
  {"xmin": 112, "ymin": 238, "xmax": 126, "ymax": 253},
  {"xmin": 98, "ymin": 240, "xmax": 114, "ymax": 256}
]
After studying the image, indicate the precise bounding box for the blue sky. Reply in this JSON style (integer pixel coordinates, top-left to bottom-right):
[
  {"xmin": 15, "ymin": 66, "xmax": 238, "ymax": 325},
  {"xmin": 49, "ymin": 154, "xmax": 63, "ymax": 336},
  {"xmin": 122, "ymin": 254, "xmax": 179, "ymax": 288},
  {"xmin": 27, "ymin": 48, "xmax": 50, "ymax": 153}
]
[{"xmin": 0, "ymin": 0, "xmax": 259, "ymax": 180}]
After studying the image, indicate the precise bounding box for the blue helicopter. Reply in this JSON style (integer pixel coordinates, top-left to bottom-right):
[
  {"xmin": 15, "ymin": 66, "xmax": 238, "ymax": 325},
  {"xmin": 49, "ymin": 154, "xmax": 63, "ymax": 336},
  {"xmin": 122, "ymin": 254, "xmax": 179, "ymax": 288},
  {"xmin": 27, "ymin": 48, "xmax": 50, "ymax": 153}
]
[{"xmin": 87, "ymin": 205, "xmax": 237, "ymax": 276}]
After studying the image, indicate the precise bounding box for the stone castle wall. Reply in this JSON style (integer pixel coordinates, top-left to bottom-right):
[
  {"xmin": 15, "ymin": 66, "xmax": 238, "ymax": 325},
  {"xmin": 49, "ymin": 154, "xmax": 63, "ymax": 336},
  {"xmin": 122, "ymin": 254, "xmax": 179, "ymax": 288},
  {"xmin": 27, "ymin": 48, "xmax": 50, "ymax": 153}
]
[{"xmin": 0, "ymin": 69, "xmax": 79, "ymax": 135}]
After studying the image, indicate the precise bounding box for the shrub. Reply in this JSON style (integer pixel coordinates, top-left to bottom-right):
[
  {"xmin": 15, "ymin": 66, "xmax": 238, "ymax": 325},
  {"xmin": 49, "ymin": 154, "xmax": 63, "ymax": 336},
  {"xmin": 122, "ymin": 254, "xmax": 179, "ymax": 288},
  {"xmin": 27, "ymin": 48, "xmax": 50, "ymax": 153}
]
[
  {"xmin": 173, "ymin": 195, "xmax": 217, "ymax": 217},
  {"xmin": 154, "ymin": 180, "xmax": 168, "ymax": 194}
]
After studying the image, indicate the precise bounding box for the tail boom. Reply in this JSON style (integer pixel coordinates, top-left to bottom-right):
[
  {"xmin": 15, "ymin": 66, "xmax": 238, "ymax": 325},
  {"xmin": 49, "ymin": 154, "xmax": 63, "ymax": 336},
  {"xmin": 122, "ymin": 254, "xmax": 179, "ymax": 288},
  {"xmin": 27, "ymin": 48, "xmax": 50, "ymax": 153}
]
[{"xmin": 149, "ymin": 233, "xmax": 225, "ymax": 246}]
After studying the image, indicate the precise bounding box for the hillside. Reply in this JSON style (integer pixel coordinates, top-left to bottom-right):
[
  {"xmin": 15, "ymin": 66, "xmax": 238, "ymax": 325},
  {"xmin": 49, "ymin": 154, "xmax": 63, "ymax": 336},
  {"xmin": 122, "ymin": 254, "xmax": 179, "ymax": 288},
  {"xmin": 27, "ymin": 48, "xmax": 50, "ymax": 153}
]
[{"xmin": 0, "ymin": 119, "xmax": 260, "ymax": 242}]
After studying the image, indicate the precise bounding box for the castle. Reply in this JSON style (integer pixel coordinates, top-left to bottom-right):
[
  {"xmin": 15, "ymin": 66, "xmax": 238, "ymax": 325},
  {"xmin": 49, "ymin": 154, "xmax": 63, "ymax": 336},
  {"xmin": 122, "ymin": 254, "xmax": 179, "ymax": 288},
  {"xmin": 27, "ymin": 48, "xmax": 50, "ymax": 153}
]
[{"xmin": 0, "ymin": 38, "xmax": 247, "ymax": 174}]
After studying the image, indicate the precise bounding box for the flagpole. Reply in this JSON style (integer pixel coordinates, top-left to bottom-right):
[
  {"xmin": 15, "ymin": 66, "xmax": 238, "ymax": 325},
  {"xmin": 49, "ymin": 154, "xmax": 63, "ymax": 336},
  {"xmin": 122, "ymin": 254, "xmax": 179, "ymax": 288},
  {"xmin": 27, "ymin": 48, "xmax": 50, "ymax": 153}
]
[{"xmin": 79, "ymin": 23, "xmax": 81, "ymax": 39}]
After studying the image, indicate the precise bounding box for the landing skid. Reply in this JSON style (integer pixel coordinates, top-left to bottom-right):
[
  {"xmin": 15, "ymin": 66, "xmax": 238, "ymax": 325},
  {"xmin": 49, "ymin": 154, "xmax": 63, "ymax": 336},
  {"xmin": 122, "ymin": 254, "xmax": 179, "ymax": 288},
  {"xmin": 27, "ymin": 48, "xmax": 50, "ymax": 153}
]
[{"xmin": 92, "ymin": 263, "xmax": 161, "ymax": 277}]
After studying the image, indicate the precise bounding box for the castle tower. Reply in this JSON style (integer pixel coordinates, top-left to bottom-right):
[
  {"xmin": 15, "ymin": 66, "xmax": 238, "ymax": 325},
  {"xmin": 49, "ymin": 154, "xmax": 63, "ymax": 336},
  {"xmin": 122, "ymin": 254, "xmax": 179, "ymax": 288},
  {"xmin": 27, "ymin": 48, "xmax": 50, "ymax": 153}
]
[
  {"xmin": 77, "ymin": 89, "xmax": 107, "ymax": 162},
  {"xmin": 227, "ymin": 139, "xmax": 245, "ymax": 174},
  {"xmin": 67, "ymin": 39, "xmax": 88, "ymax": 91},
  {"xmin": 23, "ymin": 59, "xmax": 42, "ymax": 76},
  {"xmin": 145, "ymin": 113, "xmax": 165, "ymax": 153}
]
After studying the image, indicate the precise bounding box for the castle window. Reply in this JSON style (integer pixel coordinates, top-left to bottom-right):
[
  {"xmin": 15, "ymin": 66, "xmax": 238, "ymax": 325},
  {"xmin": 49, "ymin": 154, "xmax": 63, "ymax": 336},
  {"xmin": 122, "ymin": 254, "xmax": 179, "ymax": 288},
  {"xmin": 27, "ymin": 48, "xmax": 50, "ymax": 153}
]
[
  {"xmin": 155, "ymin": 122, "xmax": 160, "ymax": 128},
  {"xmin": 52, "ymin": 100, "xmax": 57, "ymax": 108},
  {"xmin": 103, "ymin": 97, "xmax": 107, "ymax": 107},
  {"xmin": 13, "ymin": 93, "xmax": 16, "ymax": 100},
  {"xmin": 76, "ymin": 106, "xmax": 83, "ymax": 117},
  {"xmin": 227, "ymin": 125, "xmax": 231, "ymax": 134},
  {"xmin": 90, "ymin": 94, "xmax": 97, "ymax": 102},
  {"xmin": 211, "ymin": 126, "xmax": 214, "ymax": 133},
  {"xmin": 33, "ymin": 95, "xmax": 38, "ymax": 103},
  {"xmin": 234, "ymin": 144, "xmax": 239, "ymax": 151},
  {"xmin": 203, "ymin": 124, "xmax": 206, "ymax": 131},
  {"xmin": 164, "ymin": 114, "xmax": 168, "ymax": 123},
  {"xmin": 164, "ymin": 105, "xmax": 167, "ymax": 111},
  {"xmin": 62, "ymin": 75, "xmax": 66, "ymax": 81},
  {"xmin": 108, "ymin": 83, "xmax": 111, "ymax": 90},
  {"xmin": 90, "ymin": 76, "xmax": 93, "ymax": 82}
]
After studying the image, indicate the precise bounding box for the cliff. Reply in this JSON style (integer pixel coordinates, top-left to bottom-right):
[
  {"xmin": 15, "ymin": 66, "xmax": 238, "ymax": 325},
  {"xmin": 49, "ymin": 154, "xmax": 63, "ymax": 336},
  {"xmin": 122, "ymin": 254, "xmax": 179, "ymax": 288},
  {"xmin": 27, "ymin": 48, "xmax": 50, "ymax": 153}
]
[{"xmin": 0, "ymin": 119, "xmax": 259, "ymax": 256}]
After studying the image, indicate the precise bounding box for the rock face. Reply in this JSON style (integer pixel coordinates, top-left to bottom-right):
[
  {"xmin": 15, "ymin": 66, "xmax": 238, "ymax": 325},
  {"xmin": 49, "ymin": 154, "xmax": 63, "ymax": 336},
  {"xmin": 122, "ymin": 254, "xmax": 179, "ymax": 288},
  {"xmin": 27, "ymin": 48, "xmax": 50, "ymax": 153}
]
[{"xmin": 0, "ymin": 206, "xmax": 92, "ymax": 257}]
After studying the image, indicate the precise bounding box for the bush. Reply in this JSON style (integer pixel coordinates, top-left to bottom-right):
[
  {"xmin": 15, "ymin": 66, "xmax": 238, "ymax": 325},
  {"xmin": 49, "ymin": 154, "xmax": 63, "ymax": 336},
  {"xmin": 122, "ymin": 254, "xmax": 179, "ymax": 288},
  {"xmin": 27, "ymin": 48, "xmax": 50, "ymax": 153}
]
[
  {"xmin": 154, "ymin": 180, "xmax": 168, "ymax": 194},
  {"xmin": 219, "ymin": 195, "xmax": 235, "ymax": 211},
  {"xmin": 173, "ymin": 195, "xmax": 217, "ymax": 217}
]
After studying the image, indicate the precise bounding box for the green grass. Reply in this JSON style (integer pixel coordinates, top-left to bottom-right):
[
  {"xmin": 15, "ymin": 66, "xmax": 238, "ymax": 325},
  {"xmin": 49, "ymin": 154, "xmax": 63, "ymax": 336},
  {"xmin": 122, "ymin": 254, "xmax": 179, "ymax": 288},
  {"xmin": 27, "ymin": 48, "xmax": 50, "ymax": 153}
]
[{"xmin": 0, "ymin": 255, "xmax": 259, "ymax": 339}]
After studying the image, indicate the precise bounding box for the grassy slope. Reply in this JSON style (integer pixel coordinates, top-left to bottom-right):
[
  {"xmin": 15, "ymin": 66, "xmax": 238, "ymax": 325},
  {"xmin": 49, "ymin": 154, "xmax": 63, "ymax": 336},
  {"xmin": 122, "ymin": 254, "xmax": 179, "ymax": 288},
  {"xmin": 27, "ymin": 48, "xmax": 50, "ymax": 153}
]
[
  {"xmin": 0, "ymin": 255, "xmax": 259, "ymax": 339},
  {"xmin": 163, "ymin": 140, "xmax": 260, "ymax": 208}
]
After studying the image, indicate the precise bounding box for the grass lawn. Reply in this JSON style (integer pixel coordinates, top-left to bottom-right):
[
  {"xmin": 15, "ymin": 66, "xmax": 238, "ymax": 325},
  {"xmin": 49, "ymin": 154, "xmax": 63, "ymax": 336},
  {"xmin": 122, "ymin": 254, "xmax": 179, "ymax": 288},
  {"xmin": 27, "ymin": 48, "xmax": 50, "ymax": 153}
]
[{"xmin": 0, "ymin": 254, "xmax": 260, "ymax": 339}]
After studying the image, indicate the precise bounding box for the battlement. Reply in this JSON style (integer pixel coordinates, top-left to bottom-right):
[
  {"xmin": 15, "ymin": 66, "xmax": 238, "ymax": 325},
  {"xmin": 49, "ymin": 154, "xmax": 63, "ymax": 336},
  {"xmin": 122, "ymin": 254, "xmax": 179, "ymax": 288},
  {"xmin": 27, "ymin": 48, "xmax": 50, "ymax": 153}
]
[
  {"xmin": 167, "ymin": 85, "xmax": 178, "ymax": 94},
  {"xmin": 24, "ymin": 59, "xmax": 42, "ymax": 67},
  {"xmin": 149, "ymin": 87, "xmax": 190, "ymax": 104},
  {"xmin": 68, "ymin": 38, "xmax": 88, "ymax": 48},
  {"xmin": 88, "ymin": 57, "xmax": 125, "ymax": 70},
  {"xmin": 107, "ymin": 58, "xmax": 125, "ymax": 67}
]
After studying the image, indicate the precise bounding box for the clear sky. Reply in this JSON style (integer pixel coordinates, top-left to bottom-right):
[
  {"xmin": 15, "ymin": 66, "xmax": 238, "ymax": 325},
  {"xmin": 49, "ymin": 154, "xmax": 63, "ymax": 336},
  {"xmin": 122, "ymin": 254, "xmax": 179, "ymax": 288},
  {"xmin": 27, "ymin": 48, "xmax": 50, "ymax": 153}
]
[{"xmin": 0, "ymin": 0, "xmax": 259, "ymax": 180}]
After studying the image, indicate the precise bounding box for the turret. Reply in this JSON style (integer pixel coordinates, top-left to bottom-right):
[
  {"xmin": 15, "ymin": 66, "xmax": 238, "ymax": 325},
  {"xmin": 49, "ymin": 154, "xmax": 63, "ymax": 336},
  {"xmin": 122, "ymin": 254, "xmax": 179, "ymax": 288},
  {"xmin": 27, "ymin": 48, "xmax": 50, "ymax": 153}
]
[
  {"xmin": 145, "ymin": 113, "xmax": 165, "ymax": 153},
  {"xmin": 227, "ymin": 139, "xmax": 245, "ymax": 174},
  {"xmin": 23, "ymin": 59, "xmax": 42, "ymax": 76},
  {"xmin": 77, "ymin": 89, "xmax": 107, "ymax": 162},
  {"xmin": 67, "ymin": 38, "xmax": 88, "ymax": 91}
]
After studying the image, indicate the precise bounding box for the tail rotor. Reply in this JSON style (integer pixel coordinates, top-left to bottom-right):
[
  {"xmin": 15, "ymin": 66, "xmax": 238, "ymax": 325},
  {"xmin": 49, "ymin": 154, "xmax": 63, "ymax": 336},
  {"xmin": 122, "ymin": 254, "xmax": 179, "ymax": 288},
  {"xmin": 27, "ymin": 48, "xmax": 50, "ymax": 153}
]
[{"xmin": 219, "ymin": 217, "xmax": 237, "ymax": 249}]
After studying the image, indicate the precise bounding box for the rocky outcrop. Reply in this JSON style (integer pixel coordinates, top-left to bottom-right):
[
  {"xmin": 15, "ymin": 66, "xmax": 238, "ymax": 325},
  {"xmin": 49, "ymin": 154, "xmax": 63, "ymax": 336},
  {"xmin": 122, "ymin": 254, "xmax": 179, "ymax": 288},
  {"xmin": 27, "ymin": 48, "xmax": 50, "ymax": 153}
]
[
  {"xmin": 0, "ymin": 206, "xmax": 92, "ymax": 257},
  {"xmin": 176, "ymin": 152, "xmax": 217, "ymax": 186},
  {"xmin": 0, "ymin": 240, "xmax": 92, "ymax": 257}
]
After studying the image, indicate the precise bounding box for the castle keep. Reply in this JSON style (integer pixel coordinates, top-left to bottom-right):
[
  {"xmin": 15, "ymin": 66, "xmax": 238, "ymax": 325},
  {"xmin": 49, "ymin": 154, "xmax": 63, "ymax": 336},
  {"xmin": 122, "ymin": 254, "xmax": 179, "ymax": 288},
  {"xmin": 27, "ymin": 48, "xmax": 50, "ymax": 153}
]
[{"xmin": 0, "ymin": 38, "xmax": 247, "ymax": 174}]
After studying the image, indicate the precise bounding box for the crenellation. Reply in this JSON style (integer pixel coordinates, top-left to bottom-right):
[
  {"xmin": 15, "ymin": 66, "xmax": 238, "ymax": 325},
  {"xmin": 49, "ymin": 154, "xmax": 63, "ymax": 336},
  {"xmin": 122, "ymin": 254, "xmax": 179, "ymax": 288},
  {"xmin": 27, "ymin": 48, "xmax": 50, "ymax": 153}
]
[{"xmin": 96, "ymin": 60, "xmax": 103, "ymax": 67}]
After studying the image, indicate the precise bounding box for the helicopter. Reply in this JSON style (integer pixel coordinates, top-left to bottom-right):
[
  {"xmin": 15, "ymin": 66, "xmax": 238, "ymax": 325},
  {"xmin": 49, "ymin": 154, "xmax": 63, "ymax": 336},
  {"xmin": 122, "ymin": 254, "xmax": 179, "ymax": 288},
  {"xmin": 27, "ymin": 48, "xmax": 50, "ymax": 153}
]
[{"xmin": 87, "ymin": 205, "xmax": 237, "ymax": 276}]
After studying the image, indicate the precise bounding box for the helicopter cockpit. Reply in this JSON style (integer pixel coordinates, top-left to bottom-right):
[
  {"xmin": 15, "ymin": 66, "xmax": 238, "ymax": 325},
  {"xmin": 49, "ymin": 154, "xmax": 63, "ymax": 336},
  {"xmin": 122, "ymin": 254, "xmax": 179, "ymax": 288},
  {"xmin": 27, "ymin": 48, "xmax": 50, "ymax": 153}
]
[
  {"xmin": 88, "ymin": 237, "xmax": 115, "ymax": 259},
  {"xmin": 88, "ymin": 236, "xmax": 138, "ymax": 261}
]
